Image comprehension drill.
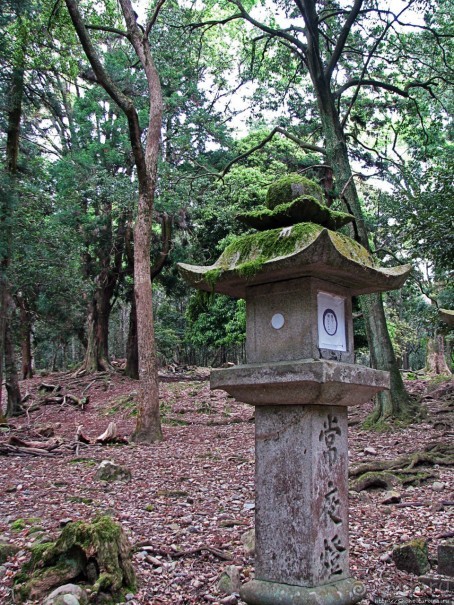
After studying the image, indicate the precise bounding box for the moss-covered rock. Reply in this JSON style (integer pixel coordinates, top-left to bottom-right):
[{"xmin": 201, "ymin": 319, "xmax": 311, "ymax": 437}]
[
  {"xmin": 14, "ymin": 516, "xmax": 136, "ymax": 603},
  {"xmin": 266, "ymin": 174, "xmax": 324, "ymax": 209},
  {"xmin": 392, "ymin": 538, "xmax": 430, "ymax": 575}
]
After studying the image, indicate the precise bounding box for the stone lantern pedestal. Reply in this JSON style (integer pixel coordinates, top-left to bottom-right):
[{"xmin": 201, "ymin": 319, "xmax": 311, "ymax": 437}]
[{"xmin": 179, "ymin": 176, "xmax": 411, "ymax": 605}]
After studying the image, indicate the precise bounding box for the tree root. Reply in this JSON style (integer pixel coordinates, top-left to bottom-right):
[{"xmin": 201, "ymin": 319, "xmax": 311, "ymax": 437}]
[{"xmin": 350, "ymin": 442, "xmax": 453, "ymax": 492}]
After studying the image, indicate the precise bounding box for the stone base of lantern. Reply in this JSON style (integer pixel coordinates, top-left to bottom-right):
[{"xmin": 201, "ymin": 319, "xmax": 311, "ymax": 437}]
[{"xmin": 240, "ymin": 577, "xmax": 366, "ymax": 605}]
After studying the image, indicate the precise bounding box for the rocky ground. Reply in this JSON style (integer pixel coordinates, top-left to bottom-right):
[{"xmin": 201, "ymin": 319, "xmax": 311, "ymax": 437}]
[{"xmin": 0, "ymin": 369, "xmax": 453, "ymax": 605}]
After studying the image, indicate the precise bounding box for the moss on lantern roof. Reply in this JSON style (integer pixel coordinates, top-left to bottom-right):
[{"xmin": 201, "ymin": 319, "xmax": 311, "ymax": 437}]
[
  {"xmin": 178, "ymin": 222, "xmax": 412, "ymax": 298},
  {"xmin": 265, "ymin": 174, "xmax": 324, "ymax": 209},
  {"xmin": 237, "ymin": 196, "xmax": 354, "ymax": 231}
]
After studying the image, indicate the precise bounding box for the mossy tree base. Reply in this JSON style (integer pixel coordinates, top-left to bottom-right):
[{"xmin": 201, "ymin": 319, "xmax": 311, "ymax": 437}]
[{"xmin": 14, "ymin": 516, "xmax": 136, "ymax": 603}]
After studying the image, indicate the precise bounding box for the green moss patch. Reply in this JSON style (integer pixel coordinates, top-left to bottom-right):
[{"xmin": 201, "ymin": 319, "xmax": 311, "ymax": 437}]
[
  {"xmin": 266, "ymin": 174, "xmax": 324, "ymax": 209},
  {"xmin": 237, "ymin": 196, "xmax": 354, "ymax": 231},
  {"xmin": 14, "ymin": 516, "xmax": 135, "ymax": 603}
]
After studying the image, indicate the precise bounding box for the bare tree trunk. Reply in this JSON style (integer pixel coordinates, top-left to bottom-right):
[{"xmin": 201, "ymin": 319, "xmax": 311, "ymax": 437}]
[{"xmin": 132, "ymin": 191, "xmax": 162, "ymax": 442}]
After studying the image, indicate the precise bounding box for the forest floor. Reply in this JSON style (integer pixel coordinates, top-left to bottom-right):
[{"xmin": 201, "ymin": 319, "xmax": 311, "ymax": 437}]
[{"xmin": 0, "ymin": 368, "xmax": 453, "ymax": 605}]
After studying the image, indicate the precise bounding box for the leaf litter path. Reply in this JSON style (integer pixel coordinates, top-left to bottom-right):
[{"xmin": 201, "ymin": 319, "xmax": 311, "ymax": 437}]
[{"xmin": 0, "ymin": 371, "xmax": 452, "ymax": 605}]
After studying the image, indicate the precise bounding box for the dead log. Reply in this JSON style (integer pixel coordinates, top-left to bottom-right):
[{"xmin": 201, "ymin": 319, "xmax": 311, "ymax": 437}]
[
  {"xmin": 0, "ymin": 443, "xmax": 56, "ymax": 457},
  {"xmin": 76, "ymin": 425, "xmax": 90, "ymax": 444},
  {"xmin": 38, "ymin": 383, "xmax": 61, "ymax": 393},
  {"xmin": 95, "ymin": 422, "xmax": 128, "ymax": 445},
  {"xmin": 8, "ymin": 435, "xmax": 63, "ymax": 451},
  {"xmin": 65, "ymin": 394, "xmax": 89, "ymax": 409}
]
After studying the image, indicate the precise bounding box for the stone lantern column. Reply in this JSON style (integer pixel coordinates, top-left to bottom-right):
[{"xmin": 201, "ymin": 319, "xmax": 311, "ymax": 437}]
[{"xmin": 179, "ymin": 175, "xmax": 411, "ymax": 605}]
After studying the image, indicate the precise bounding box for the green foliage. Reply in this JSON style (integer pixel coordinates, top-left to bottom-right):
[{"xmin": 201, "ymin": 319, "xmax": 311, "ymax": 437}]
[{"xmin": 185, "ymin": 293, "xmax": 245, "ymax": 352}]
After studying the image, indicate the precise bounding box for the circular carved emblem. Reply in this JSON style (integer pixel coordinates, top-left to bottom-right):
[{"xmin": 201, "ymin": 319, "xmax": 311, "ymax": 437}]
[
  {"xmin": 271, "ymin": 313, "xmax": 285, "ymax": 330},
  {"xmin": 323, "ymin": 308, "xmax": 338, "ymax": 336}
]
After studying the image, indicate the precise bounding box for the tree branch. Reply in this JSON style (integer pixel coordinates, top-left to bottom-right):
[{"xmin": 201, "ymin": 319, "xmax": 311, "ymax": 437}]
[
  {"xmin": 218, "ymin": 126, "xmax": 325, "ymax": 178},
  {"xmin": 145, "ymin": 0, "xmax": 166, "ymax": 37},
  {"xmin": 326, "ymin": 0, "xmax": 364, "ymax": 80},
  {"xmin": 85, "ymin": 24, "xmax": 129, "ymax": 38}
]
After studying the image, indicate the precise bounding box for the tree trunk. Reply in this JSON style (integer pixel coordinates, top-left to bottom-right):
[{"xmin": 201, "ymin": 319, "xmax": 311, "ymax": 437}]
[
  {"xmin": 19, "ymin": 301, "xmax": 33, "ymax": 379},
  {"xmin": 1, "ymin": 41, "xmax": 25, "ymax": 413},
  {"xmin": 0, "ymin": 274, "xmax": 6, "ymax": 415},
  {"xmin": 426, "ymin": 335, "xmax": 452, "ymax": 376},
  {"xmin": 131, "ymin": 191, "xmax": 162, "ymax": 443},
  {"xmin": 125, "ymin": 296, "xmax": 139, "ymax": 379},
  {"xmin": 64, "ymin": 0, "xmax": 164, "ymax": 443},
  {"xmin": 309, "ymin": 68, "xmax": 412, "ymax": 424},
  {"xmin": 81, "ymin": 287, "xmax": 112, "ymax": 373},
  {"xmin": 5, "ymin": 303, "xmax": 22, "ymax": 416}
]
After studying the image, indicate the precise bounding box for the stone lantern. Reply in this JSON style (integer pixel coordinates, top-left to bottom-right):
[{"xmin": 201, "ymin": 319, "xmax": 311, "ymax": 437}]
[{"xmin": 179, "ymin": 175, "xmax": 411, "ymax": 605}]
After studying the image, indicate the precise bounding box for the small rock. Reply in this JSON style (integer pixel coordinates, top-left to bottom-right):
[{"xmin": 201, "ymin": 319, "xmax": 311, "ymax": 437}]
[
  {"xmin": 94, "ymin": 460, "xmax": 132, "ymax": 482},
  {"xmin": 380, "ymin": 552, "xmax": 392, "ymax": 563},
  {"xmin": 240, "ymin": 529, "xmax": 255, "ymax": 556},
  {"xmin": 381, "ymin": 490, "xmax": 401, "ymax": 505},
  {"xmin": 43, "ymin": 584, "xmax": 88, "ymax": 605},
  {"xmin": 364, "ymin": 447, "xmax": 377, "ymax": 455},
  {"xmin": 392, "ymin": 539, "xmax": 430, "ymax": 575},
  {"xmin": 54, "ymin": 596, "xmax": 80, "ymax": 605},
  {"xmin": 432, "ymin": 482, "xmax": 445, "ymax": 492},
  {"xmin": 59, "ymin": 518, "xmax": 73, "ymax": 528},
  {"xmin": 0, "ymin": 566, "xmax": 6, "ymax": 579},
  {"xmin": 220, "ymin": 596, "xmax": 238, "ymax": 605},
  {"xmin": 217, "ymin": 565, "xmax": 241, "ymax": 595},
  {"xmin": 125, "ymin": 594, "xmax": 135, "ymax": 601}
]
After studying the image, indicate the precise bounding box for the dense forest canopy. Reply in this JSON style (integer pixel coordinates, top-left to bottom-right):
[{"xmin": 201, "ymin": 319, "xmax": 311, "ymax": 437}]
[{"xmin": 0, "ymin": 0, "xmax": 452, "ymax": 426}]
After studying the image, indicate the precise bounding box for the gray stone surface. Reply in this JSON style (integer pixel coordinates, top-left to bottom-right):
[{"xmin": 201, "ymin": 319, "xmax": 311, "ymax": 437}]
[
  {"xmin": 254, "ymin": 405, "xmax": 349, "ymax": 587},
  {"xmin": 43, "ymin": 584, "xmax": 88, "ymax": 605},
  {"xmin": 240, "ymin": 577, "xmax": 366, "ymax": 605},
  {"xmin": 94, "ymin": 460, "xmax": 131, "ymax": 482},
  {"xmin": 245, "ymin": 278, "xmax": 354, "ymax": 365},
  {"xmin": 241, "ymin": 528, "xmax": 255, "ymax": 556},
  {"xmin": 211, "ymin": 359, "xmax": 389, "ymax": 407},
  {"xmin": 438, "ymin": 542, "xmax": 454, "ymax": 576}
]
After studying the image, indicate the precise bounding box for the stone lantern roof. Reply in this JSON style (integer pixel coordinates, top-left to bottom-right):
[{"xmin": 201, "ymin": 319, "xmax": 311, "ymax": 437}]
[{"xmin": 178, "ymin": 174, "xmax": 411, "ymax": 298}]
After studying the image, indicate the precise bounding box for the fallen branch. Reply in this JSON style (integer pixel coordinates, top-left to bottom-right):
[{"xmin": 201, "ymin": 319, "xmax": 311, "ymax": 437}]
[
  {"xmin": 0, "ymin": 443, "xmax": 57, "ymax": 457},
  {"xmin": 138, "ymin": 544, "xmax": 233, "ymax": 561},
  {"xmin": 38, "ymin": 383, "xmax": 62, "ymax": 393}
]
